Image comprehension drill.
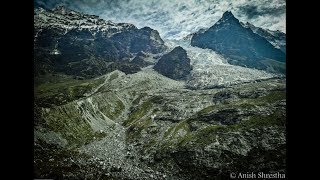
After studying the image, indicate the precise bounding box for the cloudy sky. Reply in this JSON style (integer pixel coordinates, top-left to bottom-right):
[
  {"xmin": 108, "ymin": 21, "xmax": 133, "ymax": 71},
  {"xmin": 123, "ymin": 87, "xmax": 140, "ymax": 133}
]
[{"xmin": 35, "ymin": 0, "xmax": 286, "ymax": 39}]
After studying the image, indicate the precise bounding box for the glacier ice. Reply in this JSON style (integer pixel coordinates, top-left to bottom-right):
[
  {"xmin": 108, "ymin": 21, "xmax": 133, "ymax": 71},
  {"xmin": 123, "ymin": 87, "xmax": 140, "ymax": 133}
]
[{"xmin": 165, "ymin": 38, "xmax": 276, "ymax": 89}]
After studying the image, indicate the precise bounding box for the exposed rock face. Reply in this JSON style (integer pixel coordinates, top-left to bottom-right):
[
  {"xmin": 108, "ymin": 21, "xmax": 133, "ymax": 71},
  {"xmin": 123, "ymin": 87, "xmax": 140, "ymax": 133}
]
[
  {"xmin": 34, "ymin": 6, "xmax": 166, "ymax": 77},
  {"xmin": 243, "ymin": 22, "xmax": 286, "ymax": 53},
  {"xmin": 191, "ymin": 11, "xmax": 286, "ymax": 74},
  {"xmin": 154, "ymin": 46, "xmax": 192, "ymax": 80},
  {"xmin": 111, "ymin": 27, "xmax": 166, "ymax": 54},
  {"xmin": 130, "ymin": 51, "xmax": 155, "ymax": 67}
]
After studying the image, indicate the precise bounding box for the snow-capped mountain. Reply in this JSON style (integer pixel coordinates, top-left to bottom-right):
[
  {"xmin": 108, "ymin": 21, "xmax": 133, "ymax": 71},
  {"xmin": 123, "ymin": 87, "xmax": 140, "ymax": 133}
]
[
  {"xmin": 34, "ymin": 6, "xmax": 137, "ymax": 38},
  {"xmin": 34, "ymin": 6, "xmax": 282, "ymax": 88},
  {"xmin": 191, "ymin": 11, "xmax": 286, "ymax": 74},
  {"xmin": 34, "ymin": 6, "xmax": 166, "ymax": 78}
]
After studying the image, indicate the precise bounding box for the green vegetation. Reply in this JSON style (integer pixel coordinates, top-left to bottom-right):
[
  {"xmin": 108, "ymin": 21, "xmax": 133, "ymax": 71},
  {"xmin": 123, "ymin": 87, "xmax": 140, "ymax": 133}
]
[
  {"xmin": 113, "ymin": 99, "xmax": 125, "ymax": 118},
  {"xmin": 95, "ymin": 94, "xmax": 125, "ymax": 120},
  {"xmin": 132, "ymin": 93, "xmax": 148, "ymax": 105},
  {"xmin": 163, "ymin": 126, "xmax": 175, "ymax": 139},
  {"xmin": 126, "ymin": 118, "xmax": 153, "ymax": 142},
  {"xmin": 124, "ymin": 98, "xmax": 153, "ymax": 127},
  {"xmin": 134, "ymin": 88, "xmax": 286, "ymax": 153},
  {"xmin": 180, "ymin": 89, "xmax": 286, "ymax": 148},
  {"xmin": 196, "ymin": 102, "xmax": 255, "ymax": 117},
  {"xmin": 124, "ymin": 96, "xmax": 164, "ymax": 142},
  {"xmin": 108, "ymin": 71, "xmax": 119, "ymax": 82},
  {"xmin": 142, "ymin": 138, "xmax": 158, "ymax": 152},
  {"xmin": 196, "ymin": 90, "xmax": 285, "ymax": 116},
  {"xmin": 35, "ymin": 75, "xmax": 105, "ymax": 107},
  {"xmin": 171, "ymin": 121, "xmax": 190, "ymax": 139},
  {"xmin": 39, "ymin": 105, "xmax": 107, "ymax": 147},
  {"xmin": 254, "ymin": 90, "xmax": 286, "ymax": 104},
  {"xmin": 234, "ymin": 110, "xmax": 286, "ymax": 129},
  {"xmin": 178, "ymin": 125, "xmax": 225, "ymax": 147},
  {"xmin": 197, "ymin": 105, "xmax": 217, "ymax": 115},
  {"xmin": 160, "ymin": 121, "xmax": 191, "ymax": 151},
  {"xmin": 34, "ymin": 73, "xmax": 126, "ymax": 147},
  {"xmin": 180, "ymin": 109, "xmax": 285, "ymax": 148}
]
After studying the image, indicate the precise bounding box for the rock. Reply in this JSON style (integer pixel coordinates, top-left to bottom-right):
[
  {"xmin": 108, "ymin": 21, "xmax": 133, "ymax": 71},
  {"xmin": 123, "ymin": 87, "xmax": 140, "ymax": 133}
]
[
  {"xmin": 163, "ymin": 174, "xmax": 167, "ymax": 178},
  {"xmin": 213, "ymin": 90, "xmax": 238, "ymax": 104},
  {"xmin": 197, "ymin": 108, "xmax": 250, "ymax": 125},
  {"xmin": 154, "ymin": 46, "xmax": 192, "ymax": 80},
  {"xmin": 130, "ymin": 51, "xmax": 154, "ymax": 67},
  {"xmin": 238, "ymin": 88, "xmax": 267, "ymax": 98},
  {"xmin": 110, "ymin": 166, "xmax": 122, "ymax": 172}
]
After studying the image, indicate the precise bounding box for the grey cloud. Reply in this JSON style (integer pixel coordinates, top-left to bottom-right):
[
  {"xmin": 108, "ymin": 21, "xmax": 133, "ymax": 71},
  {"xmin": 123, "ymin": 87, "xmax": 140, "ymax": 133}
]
[
  {"xmin": 239, "ymin": 5, "xmax": 260, "ymax": 19},
  {"xmin": 239, "ymin": 4, "xmax": 285, "ymax": 19},
  {"xmin": 260, "ymin": 6, "xmax": 286, "ymax": 16},
  {"xmin": 35, "ymin": 0, "xmax": 286, "ymax": 38}
]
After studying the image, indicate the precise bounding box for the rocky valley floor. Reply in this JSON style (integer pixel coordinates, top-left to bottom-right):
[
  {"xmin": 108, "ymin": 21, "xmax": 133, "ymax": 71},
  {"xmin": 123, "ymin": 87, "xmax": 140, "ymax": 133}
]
[{"xmin": 34, "ymin": 68, "xmax": 286, "ymax": 179}]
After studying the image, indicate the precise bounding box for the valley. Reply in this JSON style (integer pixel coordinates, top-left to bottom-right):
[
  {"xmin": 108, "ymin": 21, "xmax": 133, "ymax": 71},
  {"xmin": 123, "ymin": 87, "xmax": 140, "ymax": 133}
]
[
  {"xmin": 34, "ymin": 5, "xmax": 286, "ymax": 179},
  {"xmin": 34, "ymin": 68, "xmax": 286, "ymax": 179}
]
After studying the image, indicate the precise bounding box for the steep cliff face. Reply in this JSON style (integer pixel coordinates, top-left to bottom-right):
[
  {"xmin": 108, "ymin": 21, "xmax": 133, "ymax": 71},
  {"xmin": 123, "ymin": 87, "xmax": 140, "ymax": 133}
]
[
  {"xmin": 110, "ymin": 27, "xmax": 166, "ymax": 54},
  {"xmin": 154, "ymin": 46, "xmax": 192, "ymax": 80},
  {"xmin": 34, "ymin": 6, "xmax": 166, "ymax": 77},
  {"xmin": 191, "ymin": 11, "xmax": 286, "ymax": 74},
  {"xmin": 130, "ymin": 51, "xmax": 155, "ymax": 68}
]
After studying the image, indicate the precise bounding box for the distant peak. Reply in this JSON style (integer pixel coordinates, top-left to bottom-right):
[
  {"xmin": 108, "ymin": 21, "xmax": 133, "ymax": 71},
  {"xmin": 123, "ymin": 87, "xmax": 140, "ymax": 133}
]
[
  {"xmin": 173, "ymin": 46, "xmax": 185, "ymax": 51},
  {"xmin": 217, "ymin": 11, "xmax": 240, "ymax": 25},
  {"xmin": 141, "ymin": 27, "xmax": 154, "ymax": 32},
  {"xmin": 222, "ymin": 11, "xmax": 235, "ymax": 19}
]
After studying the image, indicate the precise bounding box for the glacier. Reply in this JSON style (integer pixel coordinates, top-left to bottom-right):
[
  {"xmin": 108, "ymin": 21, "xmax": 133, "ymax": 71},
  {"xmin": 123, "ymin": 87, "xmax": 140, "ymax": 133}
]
[{"xmin": 164, "ymin": 38, "xmax": 277, "ymax": 89}]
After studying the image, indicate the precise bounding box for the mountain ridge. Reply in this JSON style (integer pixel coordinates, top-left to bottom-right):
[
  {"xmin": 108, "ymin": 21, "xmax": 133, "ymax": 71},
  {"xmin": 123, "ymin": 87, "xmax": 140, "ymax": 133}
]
[
  {"xmin": 191, "ymin": 11, "xmax": 286, "ymax": 74},
  {"xmin": 34, "ymin": 6, "xmax": 167, "ymax": 78},
  {"xmin": 242, "ymin": 22, "xmax": 286, "ymax": 53}
]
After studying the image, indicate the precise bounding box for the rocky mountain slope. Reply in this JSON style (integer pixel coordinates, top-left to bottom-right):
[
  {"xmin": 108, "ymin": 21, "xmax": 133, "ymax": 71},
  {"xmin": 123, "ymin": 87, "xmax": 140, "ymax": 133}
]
[
  {"xmin": 34, "ymin": 6, "xmax": 166, "ymax": 78},
  {"xmin": 242, "ymin": 22, "xmax": 286, "ymax": 53},
  {"xmin": 191, "ymin": 11, "xmax": 286, "ymax": 74},
  {"xmin": 154, "ymin": 46, "xmax": 192, "ymax": 80},
  {"xmin": 34, "ymin": 68, "xmax": 286, "ymax": 179},
  {"xmin": 130, "ymin": 51, "xmax": 156, "ymax": 68}
]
